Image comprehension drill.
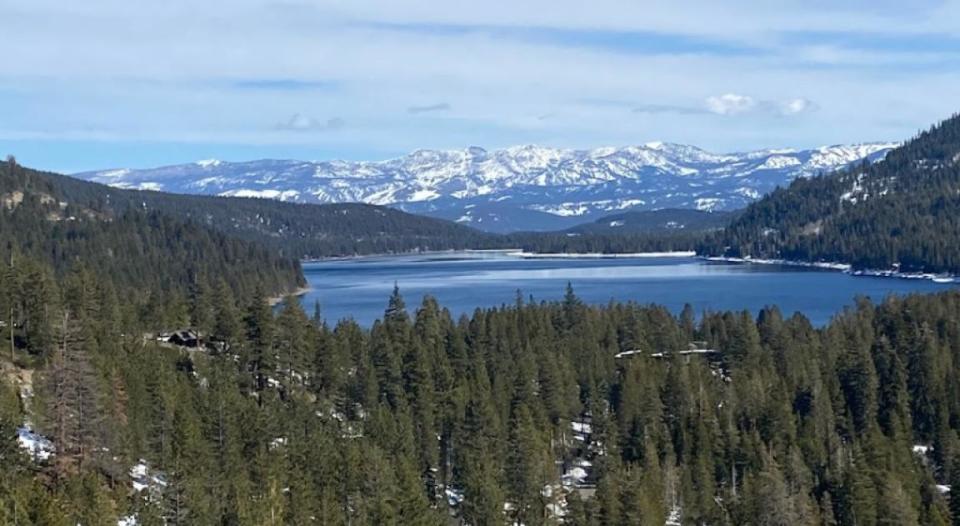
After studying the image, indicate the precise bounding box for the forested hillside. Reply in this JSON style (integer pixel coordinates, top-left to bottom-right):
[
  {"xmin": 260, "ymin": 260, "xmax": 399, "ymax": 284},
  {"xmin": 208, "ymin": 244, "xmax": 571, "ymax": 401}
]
[
  {"xmin": 4, "ymin": 152, "xmax": 960, "ymax": 524},
  {"xmin": 506, "ymin": 231, "xmax": 702, "ymax": 254},
  {"xmin": 0, "ymin": 157, "xmax": 303, "ymax": 303},
  {"xmin": 15, "ymin": 160, "xmax": 708, "ymax": 258},
  {"xmin": 34, "ymin": 165, "xmax": 497, "ymax": 259},
  {"xmin": 699, "ymin": 113, "xmax": 960, "ymax": 273},
  {"xmin": 568, "ymin": 209, "xmax": 735, "ymax": 235},
  {"xmin": 5, "ymin": 269, "xmax": 960, "ymax": 524}
]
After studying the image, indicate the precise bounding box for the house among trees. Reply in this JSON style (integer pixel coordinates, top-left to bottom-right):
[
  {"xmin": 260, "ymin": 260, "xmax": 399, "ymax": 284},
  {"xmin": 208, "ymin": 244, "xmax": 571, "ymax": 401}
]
[
  {"xmin": 156, "ymin": 329, "xmax": 229, "ymax": 353},
  {"xmin": 159, "ymin": 329, "xmax": 199, "ymax": 348}
]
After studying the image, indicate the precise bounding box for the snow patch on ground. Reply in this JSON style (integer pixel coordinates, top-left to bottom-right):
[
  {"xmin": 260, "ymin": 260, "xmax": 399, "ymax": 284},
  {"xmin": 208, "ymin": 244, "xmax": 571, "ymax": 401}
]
[
  {"xmin": 408, "ymin": 189, "xmax": 440, "ymax": 202},
  {"xmin": 220, "ymin": 189, "xmax": 301, "ymax": 201},
  {"xmin": 96, "ymin": 169, "xmax": 132, "ymax": 178},
  {"xmin": 528, "ymin": 203, "xmax": 590, "ymax": 217},
  {"xmin": 130, "ymin": 460, "xmax": 167, "ymax": 494},
  {"xmin": 508, "ymin": 251, "xmax": 697, "ymax": 259},
  {"xmin": 705, "ymin": 255, "xmax": 852, "ymax": 272},
  {"xmin": 840, "ymin": 174, "xmax": 866, "ymax": 203},
  {"xmin": 758, "ymin": 155, "xmax": 801, "ymax": 170},
  {"xmin": 17, "ymin": 427, "xmax": 54, "ymax": 461},
  {"xmin": 694, "ymin": 197, "xmax": 722, "ymax": 211},
  {"xmin": 445, "ymin": 487, "xmax": 465, "ymax": 507},
  {"xmin": 707, "ymin": 256, "xmax": 958, "ymax": 284},
  {"xmin": 665, "ymin": 505, "xmax": 682, "ymax": 526}
]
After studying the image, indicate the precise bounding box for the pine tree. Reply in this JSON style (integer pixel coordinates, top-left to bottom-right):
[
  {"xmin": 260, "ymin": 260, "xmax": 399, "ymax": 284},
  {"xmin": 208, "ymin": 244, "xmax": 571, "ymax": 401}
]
[
  {"xmin": 950, "ymin": 453, "xmax": 960, "ymax": 526},
  {"xmin": 244, "ymin": 288, "xmax": 276, "ymax": 393},
  {"xmin": 43, "ymin": 303, "xmax": 100, "ymax": 477},
  {"xmin": 20, "ymin": 261, "xmax": 57, "ymax": 355},
  {"xmin": 507, "ymin": 402, "xmax": 551, "ymax": 526},
  {"xmin": 189, "ymin": 275, "xmax": 215, "ymax": 345},
  {"xmin": 877, "ymin": 478, "xmax": 920, "ymax": 526},
  {"xmin": 212, "ymin": 278, "xmax": 242, "ymax": 350},
  {"xmin": 276, "ymin": 296, "xmax": 312, "ymax": 387}
]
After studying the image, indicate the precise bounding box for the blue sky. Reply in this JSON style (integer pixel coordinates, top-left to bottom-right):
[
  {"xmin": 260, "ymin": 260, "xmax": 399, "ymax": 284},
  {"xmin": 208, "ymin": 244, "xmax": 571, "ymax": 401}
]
[{"xmin": 1, "ymin": 0, "xmax": 959, "ymax": 172}]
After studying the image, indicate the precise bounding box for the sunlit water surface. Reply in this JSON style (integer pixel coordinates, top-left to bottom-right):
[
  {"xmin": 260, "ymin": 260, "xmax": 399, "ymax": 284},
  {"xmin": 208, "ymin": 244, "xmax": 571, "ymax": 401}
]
[{"xmin": 298, "ymin": 252, "xmax": 956, "ymax": 326}]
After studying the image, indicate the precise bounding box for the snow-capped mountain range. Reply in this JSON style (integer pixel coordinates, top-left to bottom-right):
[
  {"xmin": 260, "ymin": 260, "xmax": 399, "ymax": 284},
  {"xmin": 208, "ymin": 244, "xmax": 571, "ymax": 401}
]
[{"xmin": 75, "ymin": 142, "xmax": 897, "ymax": 233}]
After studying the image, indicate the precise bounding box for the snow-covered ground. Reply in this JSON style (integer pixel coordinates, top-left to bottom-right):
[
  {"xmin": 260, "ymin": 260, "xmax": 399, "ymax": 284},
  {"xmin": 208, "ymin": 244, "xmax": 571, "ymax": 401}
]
[
  {"xmin": 704, "ymin": 255, "xmax": 852, "ymax": 272},
  {"xmin": 508, "ymin": 251, "xmax": 697, "ymax": 259},
  {"xmin": 665, "ymin": 505, "xmax": 682, "ymax": 525},
  {"xmin": 17, "ymin": 426, "xmax": 54, "ymax": 460},
  {"xmin": 130, "ymin": 459, "xmax": 167, "ymax": 494},
  {"xmin": 74, "ymin": 142, "xmax": 897, "ymax": 232},
  {"xmin": 707, "ymin": 255, "xmax": 958, "ymax": 284}
]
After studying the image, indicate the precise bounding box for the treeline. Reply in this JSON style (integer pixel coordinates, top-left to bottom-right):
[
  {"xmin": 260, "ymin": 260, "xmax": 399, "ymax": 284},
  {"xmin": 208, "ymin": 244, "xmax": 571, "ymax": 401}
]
[
  {"xmin": 700, "ymin": 113, "xmax": 960, "ymax": 273},
  {"xmin": 566, "ymin": 209, "xmax": 735, "ymax": 236},
  {"xmin": 4, "ymin": 252, "xmax": 960, "ymax": 524},
  {"xmin": 0, "ymin": 158, "xmax": 303, "ymax": 302},
  {"xmin": 507, "ymin": 231, "xmax": 701, "ymax": 254},
  {"xmin": 16, "ymin": 159, "xmax": 709, "ymax": 258},
  {"xmin": 29, "ymin": 164, "xmax": 498, "ymax": 258}
]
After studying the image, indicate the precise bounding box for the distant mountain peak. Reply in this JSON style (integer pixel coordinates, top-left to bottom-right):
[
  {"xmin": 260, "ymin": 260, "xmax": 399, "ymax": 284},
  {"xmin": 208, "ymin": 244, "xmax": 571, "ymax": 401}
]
[
  {"xmin": 75, "ymin": 141, "xmax": 896, "ymax": 233},
  {"xmin": 195, "ymin": 159, "xmax": 222, "ymax": 168}
]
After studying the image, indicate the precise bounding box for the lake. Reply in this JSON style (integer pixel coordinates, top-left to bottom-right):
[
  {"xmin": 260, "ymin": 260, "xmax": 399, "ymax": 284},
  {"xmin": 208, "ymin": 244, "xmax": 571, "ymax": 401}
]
[{"xmin": 298, "ymin": 252, "xmax": 957, "ymax": 326}]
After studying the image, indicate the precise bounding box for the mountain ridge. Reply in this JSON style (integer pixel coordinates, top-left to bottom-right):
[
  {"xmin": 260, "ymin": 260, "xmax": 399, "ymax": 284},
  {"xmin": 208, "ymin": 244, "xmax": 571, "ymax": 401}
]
[
  {"xmin": 567, "ymin": 208, "xmax": 737, "ymax": 235},
  {"xmin": 75, "ymin": 141, "xmax": 897, "ymax": 233},
  {"xmin": 699, "ymin": 113, "xmax": 960, "ymax": 274},
  {"xmin": 13, "ymin": 163, "xmax": 499, "ymax": 259}
]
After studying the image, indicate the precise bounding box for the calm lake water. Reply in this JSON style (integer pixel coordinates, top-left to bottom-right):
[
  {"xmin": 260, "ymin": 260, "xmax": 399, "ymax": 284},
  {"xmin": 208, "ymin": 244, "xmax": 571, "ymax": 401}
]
[{"xmin": 298, "ymin": 252, "xmax": 957, "ymax": 326}]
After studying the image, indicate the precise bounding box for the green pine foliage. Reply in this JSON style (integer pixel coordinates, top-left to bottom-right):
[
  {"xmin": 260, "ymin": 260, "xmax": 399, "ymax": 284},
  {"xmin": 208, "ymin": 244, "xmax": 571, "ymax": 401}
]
[
  {"xmin": 4, "ymin": 156, "xmax": 705, "ymax": 259},
  {"xmin": 3, "ymin": 252, "xmax": 960, "ymax": 523},
  {"xmin": 700, "ymin": 113, "xmax": 960, "ymax": 273},
  {"xmin": 7, "ymin": 111, "xmax": 960, "ymax": 523},
  {"xmin": 0, "ymin": 159, "xmax": 304, "ymax": 306}
]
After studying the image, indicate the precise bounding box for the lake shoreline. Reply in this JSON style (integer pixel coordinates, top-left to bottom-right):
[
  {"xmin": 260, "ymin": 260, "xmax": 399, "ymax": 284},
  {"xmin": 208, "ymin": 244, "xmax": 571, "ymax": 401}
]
[
  {"xmin": 506, "ymin": 250, "xmax": 697, "ymax": 259},
  {"xmin": 268, "ymin": 286, "xmax": 312, "ymax": 306},
  {"xmin": 704, "ymin": 256, "xmax": 957, "ymax": 284},
  {"xmin": 298, "ymin": 251, "xmax": 956, "ymax": 328},
  {"xmin": 302, "ymin": 248, "xmax": 521, "ymax": 263},
  {"xmin": 301, "ymin": 250, "xmax": 957, "ymax": 285},
  {"xmin": 303, "ymin": 248, "xmax": 698, "ymax": 263}
]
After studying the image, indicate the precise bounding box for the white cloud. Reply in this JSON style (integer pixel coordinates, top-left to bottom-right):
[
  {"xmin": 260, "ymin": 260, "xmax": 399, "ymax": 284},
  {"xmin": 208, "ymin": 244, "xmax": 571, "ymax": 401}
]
[
  {"xmin": 276, "ymin": 114, "xmax": 345, "ymax": 132},
  {"xmin": 702, "ymin": 94, "xmax": 820, "ymax": 118},
  {"xmin": 705, "ymin": 94, "xmax": 757, "ymax": 116},
  {"xmin": 0, "ymin": 0, "xmax": 956, "ymax": 164},
  {"xmin": 780, "ymin": 97, "xmax": 818, "ymax": 115}
]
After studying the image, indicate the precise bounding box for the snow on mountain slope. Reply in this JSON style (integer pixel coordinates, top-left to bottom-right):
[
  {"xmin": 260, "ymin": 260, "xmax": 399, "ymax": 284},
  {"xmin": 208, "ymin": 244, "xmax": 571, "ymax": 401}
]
[{"xmin": 74, "ymin": 142, "xmax": 896, "ymax": 233}]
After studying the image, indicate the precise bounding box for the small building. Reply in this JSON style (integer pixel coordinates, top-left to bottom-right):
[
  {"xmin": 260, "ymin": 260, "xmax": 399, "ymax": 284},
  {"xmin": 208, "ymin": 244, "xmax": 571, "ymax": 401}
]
[
  {"xmin": 156, "ymin": 329, "xmax": 230, "ymax": 353},
  {"xmin": 166, "ymin": 330, "xmax": 199, "ymax": 348}
]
